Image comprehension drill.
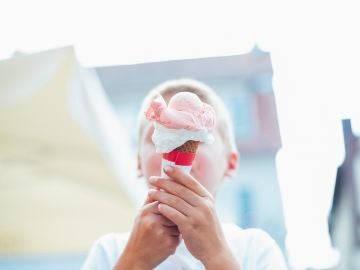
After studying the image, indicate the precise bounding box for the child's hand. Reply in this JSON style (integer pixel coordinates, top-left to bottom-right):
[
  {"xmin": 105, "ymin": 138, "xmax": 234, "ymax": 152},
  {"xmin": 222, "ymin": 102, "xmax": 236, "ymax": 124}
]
[
  {"xmin": 148, "ymin": 166, "xmax": 241, "ymax": 270},
  {"xmin": 114, "ymin": 194, "xmax": 181, "ymax": 270}
]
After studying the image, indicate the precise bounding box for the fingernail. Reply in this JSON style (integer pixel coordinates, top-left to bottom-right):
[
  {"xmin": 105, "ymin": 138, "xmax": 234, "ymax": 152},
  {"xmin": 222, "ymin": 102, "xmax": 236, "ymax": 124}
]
[
  {"xmin": 149, "ymin": 176, "xmax": 158, "ymax": 183},
  {"xmin": 164, "ymin": 166, "xmax": 173, "ymax": 173}
]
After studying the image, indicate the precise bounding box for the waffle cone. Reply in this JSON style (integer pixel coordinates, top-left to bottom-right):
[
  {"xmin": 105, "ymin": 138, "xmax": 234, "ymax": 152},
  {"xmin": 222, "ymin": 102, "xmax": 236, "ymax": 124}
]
[{"xmin": 174, "ymin": 140, "xmax": 199, "ymax": 153}]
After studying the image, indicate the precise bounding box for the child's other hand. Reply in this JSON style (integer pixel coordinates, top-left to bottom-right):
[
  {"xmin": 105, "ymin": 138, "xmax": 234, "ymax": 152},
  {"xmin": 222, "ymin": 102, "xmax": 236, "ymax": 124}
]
[
  {"xmin": 148, "ymin": 166, "xmax": 241, "ymax": 270},
  {"xmin": 114, "ymin": 194, "xmax": 180, "ymax": 270}
]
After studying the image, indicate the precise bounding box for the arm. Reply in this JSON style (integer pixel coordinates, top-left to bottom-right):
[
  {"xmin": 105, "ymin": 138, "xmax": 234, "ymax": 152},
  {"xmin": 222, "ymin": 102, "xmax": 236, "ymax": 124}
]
[{"xmin": 201, "ymin": 247, "xmax": 242, "ymax": 270}]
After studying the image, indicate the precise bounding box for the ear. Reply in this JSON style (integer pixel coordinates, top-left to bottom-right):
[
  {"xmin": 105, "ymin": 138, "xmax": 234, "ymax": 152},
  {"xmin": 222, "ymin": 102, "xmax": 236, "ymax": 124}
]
[
  {"xmin": 224, "ymin": 151, "xmax": 239, "ymax": 178},
  {"xmin": 137, "ymin": 154, "xmax": 143, "ymax": 177}
]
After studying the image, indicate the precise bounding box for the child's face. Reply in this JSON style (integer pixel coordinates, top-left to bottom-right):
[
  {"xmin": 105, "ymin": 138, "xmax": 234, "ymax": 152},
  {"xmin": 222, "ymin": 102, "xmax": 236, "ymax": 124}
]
[{"xmin": 138, "ymin": 121, "xmax": 237, "ymax": 196}]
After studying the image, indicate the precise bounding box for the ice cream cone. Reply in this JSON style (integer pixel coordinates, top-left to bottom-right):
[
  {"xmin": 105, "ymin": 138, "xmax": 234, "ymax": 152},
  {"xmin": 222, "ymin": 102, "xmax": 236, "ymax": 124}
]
[
  {"xmin": 174, "ymin": 140, "xmax": 199, "ymax": 153},
  {"xmin": 161, "ymin": 140, "xmax": 199, "ymax": 177},
  {"xmin": 144, "ymin": 91, "xmax": 215, "ymax": 178}
]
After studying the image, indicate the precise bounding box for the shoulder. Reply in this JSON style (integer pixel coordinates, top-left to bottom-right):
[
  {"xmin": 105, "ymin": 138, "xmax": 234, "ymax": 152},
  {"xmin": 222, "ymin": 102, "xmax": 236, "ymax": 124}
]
[
  {"xmin": 221, "ymin": 223, "xmax": 288, "ymax": 269},
  {"xmin": 222, "ymin": 222, "xmax": 275, "ymax": 245},
  {"xmin": 81, "ymin": 232, "xmax": 130, "ymax": 270},
  {"xmin": 93, "ymin": 232, "xmax": 130, "ymax": 249}
]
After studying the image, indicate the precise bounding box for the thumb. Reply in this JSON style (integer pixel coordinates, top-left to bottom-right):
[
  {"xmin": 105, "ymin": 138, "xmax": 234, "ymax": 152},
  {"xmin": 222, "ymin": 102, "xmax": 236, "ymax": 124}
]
[{"xmin": 143, "ymin": 188, "xmax": 158, "ymax": 205}]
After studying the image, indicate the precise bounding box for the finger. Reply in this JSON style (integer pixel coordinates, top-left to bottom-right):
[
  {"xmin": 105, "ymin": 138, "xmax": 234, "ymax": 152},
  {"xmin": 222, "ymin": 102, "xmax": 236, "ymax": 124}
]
[
  {"xmin": 149, "ymin": 189, "xmax": 193, "ymax": 216},
  {"xmin": 143, "ymin": 191, "xmax": 157, "ymax": 205},
  {"xmin": 158, "ymin": 203, "xmax": 187, "ymax": 228},
  {"xmin": 143, "ymin": 200, "xmax": 161, "ymax": 215},
  {"xmin": 153, "ymin": 213, "xmax": 177, "ymax": 227},
  {"xmin": 149, "ymin": 176, "xmax": 202, "ymax": 206},
  {"xmin": 163, "ymin": 166, "xmax": 212, "ymax": 198},
  {"xmin": 164, "ymin": 225, "xmax": 180, "ymax": 237}
]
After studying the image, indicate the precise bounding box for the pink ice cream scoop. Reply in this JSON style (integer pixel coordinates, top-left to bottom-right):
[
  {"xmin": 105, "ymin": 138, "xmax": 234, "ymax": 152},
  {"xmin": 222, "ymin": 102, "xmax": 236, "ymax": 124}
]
[
  {"xmin": 145, "ymin": 92, "xmax": 215, "ymax": 132},
  {"xmin": 145, "ymin": 92, "xmax": 216, "ymax": 176}
]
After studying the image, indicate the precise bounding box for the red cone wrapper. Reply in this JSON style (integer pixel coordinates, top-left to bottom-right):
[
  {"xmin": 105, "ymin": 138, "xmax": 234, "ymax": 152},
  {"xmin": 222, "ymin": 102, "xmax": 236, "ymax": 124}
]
[
  {"xmin": 161, "ymin": 140, "xmax": 199, "ymax": 177},
  {"xmin": 163, "ymin": 151, "xmax": 196, "ymax": 166}
]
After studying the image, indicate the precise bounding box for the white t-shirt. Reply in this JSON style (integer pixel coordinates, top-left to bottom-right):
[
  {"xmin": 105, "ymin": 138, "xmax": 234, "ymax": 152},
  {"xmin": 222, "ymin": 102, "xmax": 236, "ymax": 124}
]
[{"xmin": 82, "ymin": 222, "xmax": 288, "ymax": 270}]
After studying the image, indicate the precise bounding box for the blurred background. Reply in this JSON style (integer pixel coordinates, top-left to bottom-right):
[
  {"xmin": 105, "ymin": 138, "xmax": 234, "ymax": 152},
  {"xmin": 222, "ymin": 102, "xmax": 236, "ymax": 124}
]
[{"xmin": 1, "ymin": 1, "xmax": 360, "ymax": 269}]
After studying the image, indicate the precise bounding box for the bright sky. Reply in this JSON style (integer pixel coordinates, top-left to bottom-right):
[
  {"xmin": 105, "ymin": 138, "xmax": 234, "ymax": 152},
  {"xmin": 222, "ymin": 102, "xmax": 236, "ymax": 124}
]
[
  {"xmin": 1, "ymin": 0, "xmax": 358, "ymax": 67},
  {"xmin": 0, "ymin": 0, "xmax": 259, "ymax": 66}
]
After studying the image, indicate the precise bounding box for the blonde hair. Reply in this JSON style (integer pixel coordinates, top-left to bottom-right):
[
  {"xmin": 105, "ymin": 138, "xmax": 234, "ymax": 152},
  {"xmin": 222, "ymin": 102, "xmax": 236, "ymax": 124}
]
[{"xmin": 137, "ymin": 78, "xmax": 237, "ymax": 155}]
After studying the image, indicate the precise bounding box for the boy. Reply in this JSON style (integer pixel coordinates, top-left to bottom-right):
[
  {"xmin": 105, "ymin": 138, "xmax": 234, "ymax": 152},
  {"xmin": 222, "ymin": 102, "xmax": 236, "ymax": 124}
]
[{"xmin": 82, "ymin": 79, "xmax": 287, "ymax": 270}]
